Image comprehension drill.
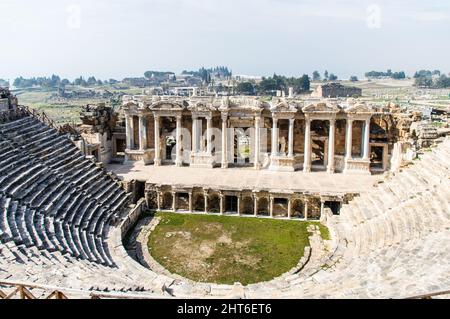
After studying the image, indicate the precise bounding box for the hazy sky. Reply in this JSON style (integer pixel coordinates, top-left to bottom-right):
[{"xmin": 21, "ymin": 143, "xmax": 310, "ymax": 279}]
[{"xmin": 1, "ymin": 0, "xmax": 449, "ymax": 80}]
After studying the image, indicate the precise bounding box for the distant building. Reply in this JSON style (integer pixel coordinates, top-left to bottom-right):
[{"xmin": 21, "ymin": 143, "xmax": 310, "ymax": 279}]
[{"xmin": 312, "ymin": 83, "xmax": 362, "ymax": 98}]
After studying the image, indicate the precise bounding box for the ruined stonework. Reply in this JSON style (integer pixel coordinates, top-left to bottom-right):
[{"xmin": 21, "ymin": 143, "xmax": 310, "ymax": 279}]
[
  {"xmin": 312, "ymin": 83, "xmax": 362, "ymax": 98},
  {"xmin": 0, "ymin": 87, "xmax": 18, "ymax": 112},
  {"xmin": 77, "ymin": 103, "xmax": 119, "ymax": 164}
]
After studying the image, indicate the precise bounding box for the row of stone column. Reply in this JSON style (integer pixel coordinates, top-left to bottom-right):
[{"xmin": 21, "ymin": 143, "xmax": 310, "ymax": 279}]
[
  {"xmin": 156, "ymin": 191, "xmax": 316, "ymax": 220},
  {"xmin": 127, "ymin": 113, "xmax": 371, "ymax": 171}
]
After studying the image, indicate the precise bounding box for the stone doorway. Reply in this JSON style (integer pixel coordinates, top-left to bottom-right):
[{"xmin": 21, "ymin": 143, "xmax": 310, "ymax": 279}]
[
  {"xmin": 233, "ymin": 128, "xmax": 252, "ymax": 166},
  {"xmin": 325, "ymin": 201, "xmax": 341, "ymax": 215},
  {"xmin": 370, "ymin": 143, "xmax": 388, "ymax": 172},
  {"xmin": 225, "ymin": 195, "xmax": 238, "ymax": 213}
]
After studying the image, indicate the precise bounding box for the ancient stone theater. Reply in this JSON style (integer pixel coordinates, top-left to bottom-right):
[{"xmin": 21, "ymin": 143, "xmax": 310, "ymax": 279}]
[{"xmin": 0, "ymin": 86, "xmax": 449, "ymax": 299}]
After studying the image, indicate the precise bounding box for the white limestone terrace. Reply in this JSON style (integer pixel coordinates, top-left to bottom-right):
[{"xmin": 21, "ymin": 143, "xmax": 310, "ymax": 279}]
[
  {"xmin": 107, "ymin": 163, "xmax": 382, "ymax": 195},
  {"xmin": 1, "ymin": 110, "xmax": 449, "ymax": 298}
]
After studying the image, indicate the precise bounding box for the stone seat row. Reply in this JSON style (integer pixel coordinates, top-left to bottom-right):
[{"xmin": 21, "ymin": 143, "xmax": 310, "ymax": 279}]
[{"xmin": 0, "ymin": 115, "xmax": 132, "ymax": 269}]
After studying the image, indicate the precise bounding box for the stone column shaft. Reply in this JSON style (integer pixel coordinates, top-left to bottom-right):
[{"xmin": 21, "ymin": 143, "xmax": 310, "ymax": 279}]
[
  {"xmin": 221, "ymin": 115, "xmax": 228, "ymax": 168},
  {"xmin": 175, "ymin": 115, "xmax": 183, "ymax": 166},
  {"xmin": 345, "ymin": 119, "xmax": 353, "ymax": 160},
  {"xmin": 288, "ymin": 198, "xmax": 292, "ymax": 219},
  {"xmin": 172, "ymin": 192, "xmax": 176, "ymax": 212},
  {"xmin": 154, "ymin": 115, "xmax": 161, "ymax": 166},
  {"xmin": 254, "ymin": 116, "xmax": 261, "ymax": 169},
  {"xmin": 270, "ymin": 197, "xmax": 274, "ymax": 218},
  {"xmin": 139, "ymin": 115, "xmax": 147, "ymax": 151},
  {"xmin": 271, "ymin": 118, "xmax": 278, "ymax": 156},
  {"xmin": 206, "ymin": 117, "xmax": 213, "ymax": 155},
  {"xmin": 156, "ymin": 192, "xmax": 161, "ymax": 211},
  {"xmin": 327, "ymin": 119, "xmax": 336, "ymax": 174},
  {"xmin": 254, "ymin": 196, "xmax": 258, "ymax": 216},
  {"xmin": 237, "ymin": 195, "xmax": 241, "ymax": 215},
  {"xmin": 304, "ymin": 200, "xmax": 309, "ymax": 221},
  {"xmin": 303, "ymin": 117, "xmax": 312, "ymax": 173},
  {"xmin": 320, "ymin": 201, "xmax": 325, "ymax": 220},
  {"xmin": 188, "ymin": 193, "xmax": 193, "ymax": 213},
  {"xmin": 192, "ymin": 116, "xmax": 199, "ymax": 153},
  {"xmin": 220, "ymin": 195, "xmax": 224, "ymax": 215},
  {"xmin": 363, "ymin": 118, "xmax": 371, "ymax": 160},
  {"xmin": 204, "ymin": 194, "xmax": 208, "ymax": 214},
  {"xmin": 125, "ymin": 115, "xmax": 133, "ymax": 150},
  {"xmin": 288, "ymin": 118, "xmax": 294, "ymax": 158}
]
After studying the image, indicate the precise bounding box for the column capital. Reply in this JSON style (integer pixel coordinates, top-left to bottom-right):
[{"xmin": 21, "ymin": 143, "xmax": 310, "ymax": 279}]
[
  {"xmin": 176, "ymin": 114, "xmax": 182, "ymax": 122},
  {"xmin": 221, "ymin": 112, "xmax": 228, "ymax": 121}
]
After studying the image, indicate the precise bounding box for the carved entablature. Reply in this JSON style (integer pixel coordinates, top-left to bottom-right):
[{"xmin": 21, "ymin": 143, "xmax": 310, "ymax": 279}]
[
  {"xmin": 150, "ymin": 100, "xmax": 186, "ymax": 118},
  {"xmin": 345, "ymin": 102, "xmax": 373, "ymax": 120},
  {"xmin": 187, "ymin": 100, "xmax": 218, "ymax": 119},
  {"xmin": 270, "ymin": 98, "xmax": 299, "ymax": 119},
  {"xmin": 302, "ymin": 102, "xmax": 340, "ymax": 120}
]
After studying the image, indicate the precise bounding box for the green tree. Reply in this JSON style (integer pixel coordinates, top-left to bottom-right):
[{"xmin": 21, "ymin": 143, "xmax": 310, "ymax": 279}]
[
  {"xmin": 312, "ymin": 71, "xmax": 321, "ymax": 81},
  {"xmin": 329, "ymin": 73, "xmax": 338, "ymax": 81},
  {"xmin": 236, "ymin": 82, "xmax": 255, "ymax": 95}
]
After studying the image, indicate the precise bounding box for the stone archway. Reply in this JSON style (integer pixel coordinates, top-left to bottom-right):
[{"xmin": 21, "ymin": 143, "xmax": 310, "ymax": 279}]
[
  {"xmin": 208, "ymin": 194, "xmax": 220, "ymax": 213},
  {"xmin": 193, "ymin": 193, "xmax": 205, "ymax": 212},
  {"xmin": 162, "ymin": 192, "xmax": 173, "ymax": 210},
  {"xmin": 292, "ymin": 199, "xmax": 304, "ymax": 218},
  {"xmin": 257, "ymin": 197, "xmax": 270, "ymax": 216},
  {"xmin": 241, "ymin": 196, "xmax": 254, "ymax": 215}
]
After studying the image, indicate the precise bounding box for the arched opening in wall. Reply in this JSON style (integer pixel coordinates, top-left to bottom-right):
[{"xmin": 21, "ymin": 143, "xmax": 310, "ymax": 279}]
[
  {"xmin": 225, "ymin": 195, "xmax": 238, "ymax": 213},
  {"xmin": 147, "ymin": 191, "xmax": 158, "ymax": 210},
  {"xmin": 325, "ymin": 201, "xmax": 341, "ymax": 215},
  {"xmin": 241, "ymin": 196, "xmax": 254, "ymax": 215},
  {"xmin": 308, "ymin": 198, "xmax": 321, "ymax": 220},
  {"xmin": 311, "ymin": 120, "xmax": 329, "ymax": 170},
  {"xmin": 208, "ymin": 194, "xmax": 220, "ymax": 213},
  {"xmin": 370, "ymin": 117, "xmax": 389, "ymax": 142},
  {"xmin": 162, "ymin": 192, "xmax": 173, "ymax": 210},
  {"xmin": 292, "ymin": 199, "xmax": 304, "ymax": 218},
  {"xmin": 257, "ymin": 197, "xmax": 269, "ymax": 216},
  {"xmin": 193, "ymin": 193, "xmax": 205, "ymax": 212},
  {"xmin": 177, "ymin": 193, "xmax": 189, "ymax": 211},
  {"xmin": 273, "ymin": 198, "xmax": 288, "ymax": 218}
]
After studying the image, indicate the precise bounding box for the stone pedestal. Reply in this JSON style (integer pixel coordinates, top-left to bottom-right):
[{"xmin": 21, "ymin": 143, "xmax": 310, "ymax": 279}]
[
  {"xmin": 125, "ymin": 149, "xmax": 155, "ymax": 165},
  {"xmin": 190, "ymin": 152, "xmax": 216, "ymax": 169},
  {"xmin": 269, "ymin": 156, "xmax": 296, "ymax": 172},
  {"xmin": 343, "ymin": 158, "xmax": 371, "ymax": 175}
]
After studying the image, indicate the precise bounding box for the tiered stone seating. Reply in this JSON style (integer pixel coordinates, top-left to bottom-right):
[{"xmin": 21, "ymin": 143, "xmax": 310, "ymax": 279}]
[
  {"xmin": 0, "ymin": 115, "xmax": 131, "ymax": 269},
  {"xmin": 0, "ymin": 111, "xmax": 449, "ymax": 298}
]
